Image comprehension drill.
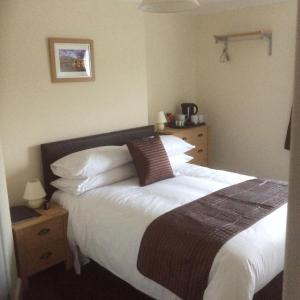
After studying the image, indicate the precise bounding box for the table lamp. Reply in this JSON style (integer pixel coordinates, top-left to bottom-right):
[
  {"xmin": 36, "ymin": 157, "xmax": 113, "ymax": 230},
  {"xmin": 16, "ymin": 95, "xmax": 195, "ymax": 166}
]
[
  {"xmin": 23, "ymin": 179, "xmax": 46, "ymax": 209},
  {"xmin": 157, "ymin": 111, "xmax": 167, "ymax": 131}
]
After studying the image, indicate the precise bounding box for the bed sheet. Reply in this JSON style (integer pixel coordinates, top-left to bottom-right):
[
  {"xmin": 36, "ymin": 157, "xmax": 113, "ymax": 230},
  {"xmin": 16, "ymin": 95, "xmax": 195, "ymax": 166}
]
[{"xmin": 53, "ymin": 164, "xmax": 287, "ymax": 300}]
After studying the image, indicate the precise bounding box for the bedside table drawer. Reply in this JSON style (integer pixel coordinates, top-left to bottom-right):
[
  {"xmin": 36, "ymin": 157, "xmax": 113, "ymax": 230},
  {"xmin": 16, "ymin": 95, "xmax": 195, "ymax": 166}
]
[
  {"xmin": 12, "ymin": 204, "xmax": 71, "ymax": 287},
  {"xmin": 23, "ymin": 217, "xmax": 64, "ymax": 249},
  {"xmin": 27, "ymin": 242, "xmax": 66, "ymax": 275}
]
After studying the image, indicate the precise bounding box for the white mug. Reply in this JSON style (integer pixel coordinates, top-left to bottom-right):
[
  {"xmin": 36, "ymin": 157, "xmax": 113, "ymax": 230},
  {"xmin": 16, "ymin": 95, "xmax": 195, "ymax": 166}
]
[
  {"xmin": 175, "ymin": 120, "xmax": 185, "ymax": 127},
  {"xmin": 176, "ymin": 114, "xmax": 186, "ymax": 122},
  {"xmin": 198, "ymin": 114, "xmax": 205, "ymax": 124},
  {"xmin": 191, "ymin": 115, "xmax": 198, "ymax": 125}
]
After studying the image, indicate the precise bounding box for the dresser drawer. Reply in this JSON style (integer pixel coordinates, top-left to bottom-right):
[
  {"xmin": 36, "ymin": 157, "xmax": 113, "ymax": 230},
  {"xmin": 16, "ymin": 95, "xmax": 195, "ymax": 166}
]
[
  {"xmin": 173, "ymin": 128, "xmax": 207, "ymax": 148},
  {"xmin": 160, "ymin": 126, "xmax": 209, "ymax": 167},
  {"xmin": 23, "ymin": 217, "xmax": 64, "ymax": 249},
  {"xmin": 191, "ymin": 158, "xmax": 208, "ymax": 166},
  {"xmin": 26, "ymin": 241, "xmax": 66, "ymax": 275},
  {"xmin": 187, "ymin": 147, "xmax": 208, "ymax": 166}
]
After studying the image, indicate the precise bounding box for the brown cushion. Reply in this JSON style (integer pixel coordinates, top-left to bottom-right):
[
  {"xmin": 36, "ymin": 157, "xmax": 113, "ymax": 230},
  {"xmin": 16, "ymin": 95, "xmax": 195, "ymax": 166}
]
[{"xmin": 127, "ymin": 136, "xmax": 174, "ymax": 186}]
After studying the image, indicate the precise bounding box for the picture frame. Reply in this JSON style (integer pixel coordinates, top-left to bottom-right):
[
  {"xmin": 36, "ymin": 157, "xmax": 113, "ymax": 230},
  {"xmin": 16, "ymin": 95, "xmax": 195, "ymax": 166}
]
[{"xmin": 48, "ymin": 38, "xmax": 95, "ymax": 83}]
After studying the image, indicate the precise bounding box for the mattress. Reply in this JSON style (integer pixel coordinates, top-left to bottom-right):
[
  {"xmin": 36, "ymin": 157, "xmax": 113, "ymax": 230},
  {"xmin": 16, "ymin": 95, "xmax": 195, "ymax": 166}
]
[{"xmin": 52, "ymin": 164, "xmax": 287, "ymax": 300}]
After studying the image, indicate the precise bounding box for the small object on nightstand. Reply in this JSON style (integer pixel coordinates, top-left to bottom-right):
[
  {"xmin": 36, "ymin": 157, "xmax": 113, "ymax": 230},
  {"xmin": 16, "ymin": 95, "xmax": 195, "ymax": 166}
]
[
  {"xmin": 157, "ymin": 111, "xmax": 167, "ymax": 131},
  {"xmin": 10, "ymin": 206, "xmax": 41, "ymax": 224},
  {"xmin": 12, "ymin": 203, "xmax": 72, "ymax": 288},
  {"xmin": 23, "ymin": 179, "xmax": 46, "ymax": 209},
  {"xmin": 43, "ymin": 201, "xmax": 50, "ymax": 210}
]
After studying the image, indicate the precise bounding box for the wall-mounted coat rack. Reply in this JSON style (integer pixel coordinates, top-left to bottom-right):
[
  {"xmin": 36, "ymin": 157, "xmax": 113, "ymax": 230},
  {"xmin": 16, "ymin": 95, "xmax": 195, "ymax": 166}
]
[{"xmin": 214, "ymin": 30, "xmax": 273, "ymax": 63}]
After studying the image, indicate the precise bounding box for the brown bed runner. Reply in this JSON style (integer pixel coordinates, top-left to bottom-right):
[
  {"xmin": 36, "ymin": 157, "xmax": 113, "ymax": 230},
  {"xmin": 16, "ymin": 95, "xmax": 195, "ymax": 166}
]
[{"xmin": 137, "ymin": 179, "xmax": 287, "ymax": 300}]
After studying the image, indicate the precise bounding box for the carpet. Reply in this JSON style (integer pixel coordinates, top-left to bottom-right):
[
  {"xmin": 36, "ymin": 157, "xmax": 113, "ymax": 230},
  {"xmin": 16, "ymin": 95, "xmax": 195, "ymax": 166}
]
[{"xmin": 23, "ymin": 261, "xmax": 153, "ymax": 300}]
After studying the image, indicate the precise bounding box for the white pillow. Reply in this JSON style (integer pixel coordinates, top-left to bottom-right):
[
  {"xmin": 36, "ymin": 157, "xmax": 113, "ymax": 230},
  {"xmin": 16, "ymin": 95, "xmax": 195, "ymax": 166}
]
[
  {"xmin": 51, "ymin": 145, "xmax": 132, "ymax": 178},
  {"xmin": 169, "ymin": 154, "xmax": 193, "ymax": 170},
  {"xmin": 51, "ymin": 163, "xmax": 137, "ymax": 195},
  {"xmin": 160, "ymin": 135, "xmax": 195, "ymax": 156}
]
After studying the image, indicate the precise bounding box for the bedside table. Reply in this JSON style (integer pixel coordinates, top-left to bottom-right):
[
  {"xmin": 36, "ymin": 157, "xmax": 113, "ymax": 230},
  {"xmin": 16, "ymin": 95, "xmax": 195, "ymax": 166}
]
[
  {"xmin": 160, "ymin": 126, "xmax": 209, "ymax": 166},
  {"xmin": 12, "ymin": 203, "xmax": 72, "ymax": 288}
]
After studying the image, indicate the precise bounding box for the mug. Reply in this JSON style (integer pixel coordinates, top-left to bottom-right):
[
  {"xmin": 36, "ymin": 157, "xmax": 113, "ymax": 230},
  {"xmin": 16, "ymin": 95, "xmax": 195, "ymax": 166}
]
[
  {"xmin": 175, "ymin": 120, "xmax": 185, "ymax": 127},
  {"xmin": 198, "ymin": 114, "xmax": 205, "ymax": 124},
  {"xmin": 191, "ymin": 115, "xmax": 199, "ymax": 125},
  {"xmin": 176, "ymin": 114, "xmax": 186, "ymax": 122}
]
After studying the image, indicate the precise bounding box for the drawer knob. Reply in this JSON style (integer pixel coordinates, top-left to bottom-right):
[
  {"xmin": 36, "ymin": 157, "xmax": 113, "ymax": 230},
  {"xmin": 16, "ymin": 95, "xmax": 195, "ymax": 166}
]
[
  {"xmin": 182, "ymin": 137, "xmax": 187, "ymax": 141},
  {"xmin": 40, "ymin": 251, "xmax": 53, "ymax": 260},
  {"xmin": 198, "ymin": 149, "xmax": 204, "ymax": 153},
  {"xmin": 198, "ymin": 133, "xmax": 204, "ymax": 137},
  {"xmin": 38, "ymin": 228, "xmax": 51, "ymax": 236}
]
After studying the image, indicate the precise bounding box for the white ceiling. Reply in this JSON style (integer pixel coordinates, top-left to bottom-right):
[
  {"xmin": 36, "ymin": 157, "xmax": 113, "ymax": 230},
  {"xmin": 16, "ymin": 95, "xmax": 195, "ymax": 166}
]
[{"xmin": 131, "ymin": 0, "xmax": 287, "ymax": 15}]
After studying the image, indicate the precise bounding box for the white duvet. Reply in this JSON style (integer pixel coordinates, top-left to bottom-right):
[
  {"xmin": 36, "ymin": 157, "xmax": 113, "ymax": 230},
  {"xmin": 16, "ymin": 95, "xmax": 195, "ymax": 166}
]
[{"xmin": 53, "ymin": 164, "xmax": 287, "ymax": 300}]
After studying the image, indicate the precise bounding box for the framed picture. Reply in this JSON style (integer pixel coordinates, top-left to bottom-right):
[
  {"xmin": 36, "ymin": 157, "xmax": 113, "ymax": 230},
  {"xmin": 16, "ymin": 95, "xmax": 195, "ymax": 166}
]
[{"xmin": 48, "ymin": 38, "xmax": 95, "ymax": 82}]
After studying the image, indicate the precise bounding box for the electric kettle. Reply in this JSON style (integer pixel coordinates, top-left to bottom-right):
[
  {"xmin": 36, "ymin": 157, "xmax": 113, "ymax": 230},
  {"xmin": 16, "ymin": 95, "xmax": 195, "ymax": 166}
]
[{"xmin": 181, "ymin": 103, "xmax": 198, "ymax": 122}]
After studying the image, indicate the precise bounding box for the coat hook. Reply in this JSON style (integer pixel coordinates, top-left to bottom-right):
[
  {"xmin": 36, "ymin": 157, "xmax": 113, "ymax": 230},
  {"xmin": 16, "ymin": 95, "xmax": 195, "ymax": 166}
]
[
  {"xmin": 220, "ymin": 39, "xmax": 230, "ymax": 63},
  {"xmin": 214, "ymin": 30, "xmax": 273, "ymax": 62}
]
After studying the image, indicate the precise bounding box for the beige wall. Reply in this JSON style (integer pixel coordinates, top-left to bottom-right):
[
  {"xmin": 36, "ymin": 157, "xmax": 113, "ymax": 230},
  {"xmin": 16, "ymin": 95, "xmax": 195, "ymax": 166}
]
[
  {"xmin": 145, "ymin": 14, "xmax": 199, "ymax": 124},
  {"xmin": 196, "ymin": 0, "xmax": 297, "ymax": 180},
  {"xmin": 0, "ymin": 0, "xmax": 296, "ymax": 205},
  {"xmin": 0, "ymin": 0, "xmax": 148, "ymax": 205},
  {"xmin": 145, "ymin": 1, "xmax": 296, "ymax": 181}
]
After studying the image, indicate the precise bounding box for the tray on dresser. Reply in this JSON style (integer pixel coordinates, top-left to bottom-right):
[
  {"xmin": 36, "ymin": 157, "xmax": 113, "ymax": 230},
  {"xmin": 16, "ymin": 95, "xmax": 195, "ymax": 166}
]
[{"xmin": 167, "ymin": 122, "xmax": 206, "ymax": 129}]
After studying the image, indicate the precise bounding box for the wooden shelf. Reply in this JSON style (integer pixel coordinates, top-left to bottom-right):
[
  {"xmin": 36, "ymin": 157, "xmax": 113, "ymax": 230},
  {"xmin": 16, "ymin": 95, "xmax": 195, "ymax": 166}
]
[
  {"xmin": 214, "ymin": 30, "xmax": 272, "ymax": 42},
  {"xmin": 214, "ymin": 30, "xmax": 273, "ymax": 60}
]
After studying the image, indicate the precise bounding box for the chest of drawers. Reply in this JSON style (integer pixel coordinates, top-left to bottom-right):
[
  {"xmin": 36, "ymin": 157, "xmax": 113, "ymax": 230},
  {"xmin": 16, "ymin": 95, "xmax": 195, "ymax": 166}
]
[{"xmin": 160, "ymin": 126, "xmax": 209, "ymax": 166}]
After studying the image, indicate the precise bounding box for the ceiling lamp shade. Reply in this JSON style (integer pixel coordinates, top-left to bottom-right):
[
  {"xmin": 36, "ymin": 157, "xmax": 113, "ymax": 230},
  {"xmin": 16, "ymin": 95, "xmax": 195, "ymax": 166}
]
[{"xmin": 139, "ymin": 0, "xmax": 200, "ymax": 13}]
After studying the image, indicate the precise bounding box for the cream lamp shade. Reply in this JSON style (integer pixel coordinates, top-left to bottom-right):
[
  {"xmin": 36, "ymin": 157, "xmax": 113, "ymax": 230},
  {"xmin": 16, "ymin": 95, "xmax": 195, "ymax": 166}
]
[
  {"xmin": 23, "ymin": 179, "xmax": 46, "ymax": 209},
  {"xmin": 157, "ymin": 111, "xmax": 167, "ymax": 131},
  {"xmin": 139, "ymin": 0, "xmax": 200, "ymax": 13}
]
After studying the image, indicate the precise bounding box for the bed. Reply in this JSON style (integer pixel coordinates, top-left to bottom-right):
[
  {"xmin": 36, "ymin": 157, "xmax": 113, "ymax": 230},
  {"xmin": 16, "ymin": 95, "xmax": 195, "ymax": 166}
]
[{"xmin": 41, "ymin": 125, "xmax": 287, "ymax": 300}]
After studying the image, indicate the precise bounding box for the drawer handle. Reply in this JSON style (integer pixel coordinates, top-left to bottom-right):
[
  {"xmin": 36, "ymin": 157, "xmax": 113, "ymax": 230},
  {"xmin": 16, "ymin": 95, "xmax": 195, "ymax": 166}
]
[
  {"xmin": 40, "ymin": 251, "xmax": 53, "ymax": 260},
  {"xmin": 38, "ymin": 228, "xmax": 51, "ymax": 236},
  {"xmin": 182, "ymin": 137, "xmax": 187, "ymax": 141},
  {"xmin": 198, "ymin": 149, "xmax": 204, "ymax": 153},
  {"xmin": 198, "ymin": 133, "xmax": 204, "ymax": 137}
]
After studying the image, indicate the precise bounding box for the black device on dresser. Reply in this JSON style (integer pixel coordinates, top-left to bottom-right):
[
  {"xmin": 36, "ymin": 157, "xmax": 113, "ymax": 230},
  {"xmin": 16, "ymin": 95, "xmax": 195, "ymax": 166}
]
[{"xmin": 181, "ymin": 103, "xmax": 198, "ymax": 122}]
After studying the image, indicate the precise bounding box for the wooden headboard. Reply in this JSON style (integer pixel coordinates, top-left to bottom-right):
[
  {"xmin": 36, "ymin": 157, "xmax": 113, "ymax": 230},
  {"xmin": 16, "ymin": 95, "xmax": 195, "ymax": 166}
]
[{"xmin": 41, "ymin": 125, "xmax": 155, "ymax": 200}]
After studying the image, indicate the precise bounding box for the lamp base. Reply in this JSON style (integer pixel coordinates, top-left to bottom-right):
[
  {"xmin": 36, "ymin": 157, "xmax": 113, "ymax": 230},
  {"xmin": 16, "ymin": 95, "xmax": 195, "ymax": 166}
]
[
  {"xmin": 157, "ymin": 123, "xmax": 165, "ymax": 131},
  {"xmin": 27, "ymin": 198, "xmax": 45, "ymax": 209}
]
